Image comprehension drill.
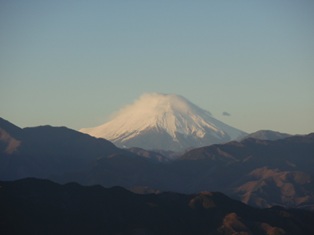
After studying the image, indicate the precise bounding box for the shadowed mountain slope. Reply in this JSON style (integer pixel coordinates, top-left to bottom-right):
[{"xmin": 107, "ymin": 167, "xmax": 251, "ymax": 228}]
[{"xmin": 0, "ymin": 118, "xmax": 140, "ymax": 180}]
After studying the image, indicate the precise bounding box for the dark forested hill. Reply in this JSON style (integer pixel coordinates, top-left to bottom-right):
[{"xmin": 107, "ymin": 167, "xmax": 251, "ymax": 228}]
[{"xmin": 1, "ymin": 178, "xmax": 314, "ymax": 235}]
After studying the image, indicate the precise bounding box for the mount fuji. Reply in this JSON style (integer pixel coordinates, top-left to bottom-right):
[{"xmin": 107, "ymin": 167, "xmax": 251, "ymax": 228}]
[{"xmin": 80, "ymin": 93, "xmax": 246, "ymax": 151}]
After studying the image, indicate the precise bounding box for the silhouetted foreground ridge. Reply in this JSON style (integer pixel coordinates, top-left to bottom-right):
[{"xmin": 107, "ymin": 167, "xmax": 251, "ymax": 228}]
[{"xmin": 1, "ymin": 178, "xmax": 314, "ymax": 235}]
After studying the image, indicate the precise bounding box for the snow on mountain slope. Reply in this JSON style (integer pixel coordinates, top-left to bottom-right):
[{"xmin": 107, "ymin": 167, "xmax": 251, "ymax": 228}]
[{"xmin": 80, "ymin": 93, "xmax": 246, "ymax": 151}]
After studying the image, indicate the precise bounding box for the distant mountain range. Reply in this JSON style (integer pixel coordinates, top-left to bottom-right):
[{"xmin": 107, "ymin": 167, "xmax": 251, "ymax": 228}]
[
  {"xmin": 1, "ymin": 117, "xmax": 313, "ymax": 210},
  {"xmin": 1, "ymin": 178, "xmax": 314, "ymax": 235},
  {"xmin": 239, "ymin": 130, "xmax": 291, "ymax": 141},
  {"xmin": 80, "ymin": 93, "xmax": 246, "ymax": 151},
  {"xmin": 181, "ymin": 135, "xmax": 314, "ymax": 209}
]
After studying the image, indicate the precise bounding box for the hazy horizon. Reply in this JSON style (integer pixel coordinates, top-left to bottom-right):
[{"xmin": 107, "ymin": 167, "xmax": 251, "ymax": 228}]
[{"xmin": 1, "ymin": 1, "xmax": 313, "ymax": 134}]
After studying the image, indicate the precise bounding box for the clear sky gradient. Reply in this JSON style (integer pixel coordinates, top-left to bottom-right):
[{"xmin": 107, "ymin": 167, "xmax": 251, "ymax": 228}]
[{"xmin": 1, "ymin": 1, "xmax": 313, "ymax": 134}]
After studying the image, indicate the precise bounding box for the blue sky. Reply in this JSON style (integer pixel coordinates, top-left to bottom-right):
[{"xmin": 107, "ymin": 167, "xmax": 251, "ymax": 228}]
[{"xmin": 1, "ymin": 0, "xmax": 313, "ymax": 134}]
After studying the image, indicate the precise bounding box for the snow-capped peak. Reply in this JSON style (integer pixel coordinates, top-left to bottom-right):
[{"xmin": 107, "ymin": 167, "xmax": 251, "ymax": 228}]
[{"xmin": 80, "ymin": 93, "xmax": 246, "ymax": 151}]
